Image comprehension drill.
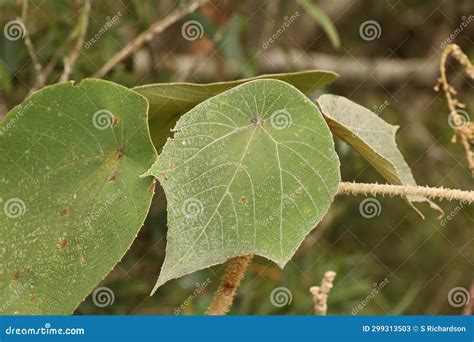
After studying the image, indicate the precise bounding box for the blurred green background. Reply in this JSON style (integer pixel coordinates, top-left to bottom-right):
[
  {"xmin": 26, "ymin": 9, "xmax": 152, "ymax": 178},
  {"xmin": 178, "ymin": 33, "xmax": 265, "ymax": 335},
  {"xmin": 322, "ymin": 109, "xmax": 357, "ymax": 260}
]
[{"xmin": 0, "ymin": 0, "xmax": 472, "ymax": 315}]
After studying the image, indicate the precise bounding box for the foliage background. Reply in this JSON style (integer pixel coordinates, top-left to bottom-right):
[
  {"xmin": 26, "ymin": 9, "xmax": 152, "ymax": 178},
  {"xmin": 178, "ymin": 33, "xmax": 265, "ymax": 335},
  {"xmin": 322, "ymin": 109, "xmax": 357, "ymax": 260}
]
[{"xmin": 0, "ymin": 0, "xmax": 472, "ymax": 315}]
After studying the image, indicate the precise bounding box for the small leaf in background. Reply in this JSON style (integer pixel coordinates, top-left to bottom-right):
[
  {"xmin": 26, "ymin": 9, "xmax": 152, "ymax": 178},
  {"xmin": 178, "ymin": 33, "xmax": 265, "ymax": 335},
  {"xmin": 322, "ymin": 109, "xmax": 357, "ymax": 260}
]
[
  {"xmin": 218, "ymin": 15, "xmax": 255, "ymax": 78},
  {"xmin": 147, "ymin": 79, "xmax": 340, "ymax": 291},
  {"xmin": 298, "ymin": 0, "xmax": 341, "ymax": 50},
  {"xmin": 0, "ymin": 80, "xmax": 157, "ymax": 314},
  {"xmin": 317, "ymin": 94, "xmax": 442, "ymax": 217},
  {"xmin": 134, "ymin": 70, "xmax": 338, "ymax": 150}
]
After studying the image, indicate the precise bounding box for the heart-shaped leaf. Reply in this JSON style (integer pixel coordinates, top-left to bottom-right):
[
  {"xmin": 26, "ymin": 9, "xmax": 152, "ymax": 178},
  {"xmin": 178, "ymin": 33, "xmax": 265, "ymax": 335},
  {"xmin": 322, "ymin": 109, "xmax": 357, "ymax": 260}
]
[
  {"xmin": 134, "ymin": 70, "xmax": 338, "ymax": 149},
  {"xmin": 0, "ymin": 80, "xmax": 157, "ymax": 314},
  {"xmin": 146, "ymin": 79, "xmax": 340, "ymax": 292},
  {"xmin": 317, "ymin": 94, "xmax": 442, "ymax": 217}
]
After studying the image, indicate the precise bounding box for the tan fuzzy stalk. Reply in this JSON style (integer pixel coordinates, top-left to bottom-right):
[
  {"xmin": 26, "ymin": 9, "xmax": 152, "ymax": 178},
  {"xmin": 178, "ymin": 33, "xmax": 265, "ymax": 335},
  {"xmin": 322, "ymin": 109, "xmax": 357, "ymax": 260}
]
[
  {"xmin": 310, "ymin": 271, "xmax": 337, "ymax": 315},
  {"xmin": 338, "ymin": 182, "xmax": 474, "ymax": 203},
  {"xmin": 206, "ymin": 254, "xmax": 253, "ymax": 315},
  {"xmin": 436, "ymin": 44, "xmax": 474, "ymax": 175}
]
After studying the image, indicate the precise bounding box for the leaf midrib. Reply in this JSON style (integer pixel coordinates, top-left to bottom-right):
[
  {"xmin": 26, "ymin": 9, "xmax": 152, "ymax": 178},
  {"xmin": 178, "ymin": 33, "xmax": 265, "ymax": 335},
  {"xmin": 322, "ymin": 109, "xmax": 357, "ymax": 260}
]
[{"xmin": 171, "ymin": 125, "xmax": 260, "ymax": 268}]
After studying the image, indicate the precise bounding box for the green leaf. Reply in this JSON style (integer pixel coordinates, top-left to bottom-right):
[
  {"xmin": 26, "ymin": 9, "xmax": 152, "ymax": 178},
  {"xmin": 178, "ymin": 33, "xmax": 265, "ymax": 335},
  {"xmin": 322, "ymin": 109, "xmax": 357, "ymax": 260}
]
[
  {"xmin": 0, "ymin": 80, "xmax": 157, "ymax": 314},
  {"xmin": 134, "ymin": 70, "xmax": 338, "ymax": 150},
  {"xmin": 316, "ymin": 94, "xmax": 442, "ymax": 217},
  {"xmin": 218, "ymin": 15, "xmax": 255, "ymax": 78},
  {"xmin": 147, "ymin": 79, "xmax": 340, "ymax": 291},
  {"xmin": 298, "ymin": 0, "xmax": 341, "ymax": 49}
]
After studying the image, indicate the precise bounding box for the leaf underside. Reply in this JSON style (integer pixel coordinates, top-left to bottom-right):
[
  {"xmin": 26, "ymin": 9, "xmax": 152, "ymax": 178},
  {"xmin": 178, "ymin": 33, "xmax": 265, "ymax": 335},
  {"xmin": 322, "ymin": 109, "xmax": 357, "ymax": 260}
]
[
  {"xmin": 147, "ymin": 79, "xmax": 340, "ymax": 292},
  {"xmin": 317, "ymin": 94, "xmax": 442, "ymax": 217},
  {"xmin": 133, "ymin": 70, "xmax": 338, "ymax": 150},
  {"xmin": 0, "ymin": 79, "xmax": 157, "ymax": 314}
]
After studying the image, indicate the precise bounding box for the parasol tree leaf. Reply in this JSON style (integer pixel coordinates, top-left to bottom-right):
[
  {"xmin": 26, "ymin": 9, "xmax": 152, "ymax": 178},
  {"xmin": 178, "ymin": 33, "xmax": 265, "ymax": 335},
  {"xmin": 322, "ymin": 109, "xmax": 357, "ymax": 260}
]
[
  {"xmin": 317, "ymin": 94, "xmax": 442, "ymax": 217},
  {"xmin": 134, "ymin": 70, "xmax": 338, "ymax": 150},
  {"xmin": 146, "ymin": 79, "xmax": 340, "ymax": 292},
  {"xmin": 0, "ymin": 79, "xmax": 157, "ymax": 314}
]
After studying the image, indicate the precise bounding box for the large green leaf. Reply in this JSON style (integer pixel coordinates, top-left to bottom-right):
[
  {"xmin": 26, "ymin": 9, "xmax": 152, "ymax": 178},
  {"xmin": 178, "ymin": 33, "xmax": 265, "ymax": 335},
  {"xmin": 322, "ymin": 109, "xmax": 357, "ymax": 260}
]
[
  {"xmin": 147, "ymin": 79, "xmax": 340, "ymax": 291},
  {"xmin": 0, "ymin": 79, "xmax": 157, "ymax": 314},
  {"xmin": 317, "ymin": 94, "xmax": 442, "ymax": 217},
  {"xmin": 133, "ymin": 70, "xmax": 338, "ymax": 149}
]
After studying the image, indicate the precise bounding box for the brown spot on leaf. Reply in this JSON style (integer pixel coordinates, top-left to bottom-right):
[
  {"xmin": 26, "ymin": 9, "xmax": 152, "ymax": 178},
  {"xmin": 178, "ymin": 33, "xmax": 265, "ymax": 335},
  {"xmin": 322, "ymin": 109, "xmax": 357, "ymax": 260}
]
[
  {"xmin": 116, "ymin": 148, "xmax": 125, "ymax": 159},
  {"xmin": 103, "ymin": 148, "xmax": 125, "ymax": 168},
  {"xmin": 30, "ymin": 294, "xmax": 37, "ymax": 303},
  {"xmin": 251, "ymin": 118, "xmax": 265, "ymax": 127},
  {"xmin": 59, "ymin": 237, "xmax": 68, "ymax": 250},
  {"xmin": 59, "ymin": 208, "xmax": 69, "ymax": 217},
  {"xmin": 111, "ymin": 116, "xmax": 119, "ymax": 127},
  {"xmin": 108, "ymin": 174, "xmax": 117, "ymax": 182},
  {"xmin": 159, "ymin": 172, "xmax": 168, "ymax": 180},
  {"xmin": 240, "ymin": 196, "xmax": 248, "ymax": 205},
  {"xmin": 12, "ymin": 271, "xmax": 19, "ymax": 281},
  {"xmin": 293, "ymin": 187, "xmax": 303, "ymax": 197}
]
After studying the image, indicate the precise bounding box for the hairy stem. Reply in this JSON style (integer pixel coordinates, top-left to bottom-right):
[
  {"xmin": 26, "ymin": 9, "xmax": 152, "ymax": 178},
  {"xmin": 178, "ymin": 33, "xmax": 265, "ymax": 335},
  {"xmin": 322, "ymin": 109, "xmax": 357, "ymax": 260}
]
[
  {"xmin": 206, "ymin": 254, "xmax": 253, "ymax": 315},
  {"xmin": 310, "ymin": 271, "xmax": 337, "ymax": 315},
  {"xmin": 438, "ymin": 44, "xmax": 474, "ymax": 174},
  {"xmin": 338, "ymin": 182, "xmax": 473, "ymax": 203}
]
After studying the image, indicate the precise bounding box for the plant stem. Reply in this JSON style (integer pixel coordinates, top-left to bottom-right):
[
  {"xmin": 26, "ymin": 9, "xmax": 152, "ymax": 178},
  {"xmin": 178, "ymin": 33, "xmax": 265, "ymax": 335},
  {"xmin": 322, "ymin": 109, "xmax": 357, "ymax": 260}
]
[
  {"xmin": 438, "ymin": 44, "xmax": 474, "ymax": 174},
  {"xmin": 206, "ymin": 254, "xmax": 253, "ymax": 315},
  {"xmin": 310, "ymin": 271, "xmax": 337, "ymax": 315},
  {"xmin": 60, "ymin": 0, "xmax": 91, "ymax": 82},
  {"xmin": 338, "ymin": 182, "xmax": 473, "ymax": 203},
  {"xmin": 20, "ymin": 0, "xmax": 46, "ymax": 94},
  {"xmin": 92, "ymin": 0, "xmax": 209, "ymax": 78}
]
